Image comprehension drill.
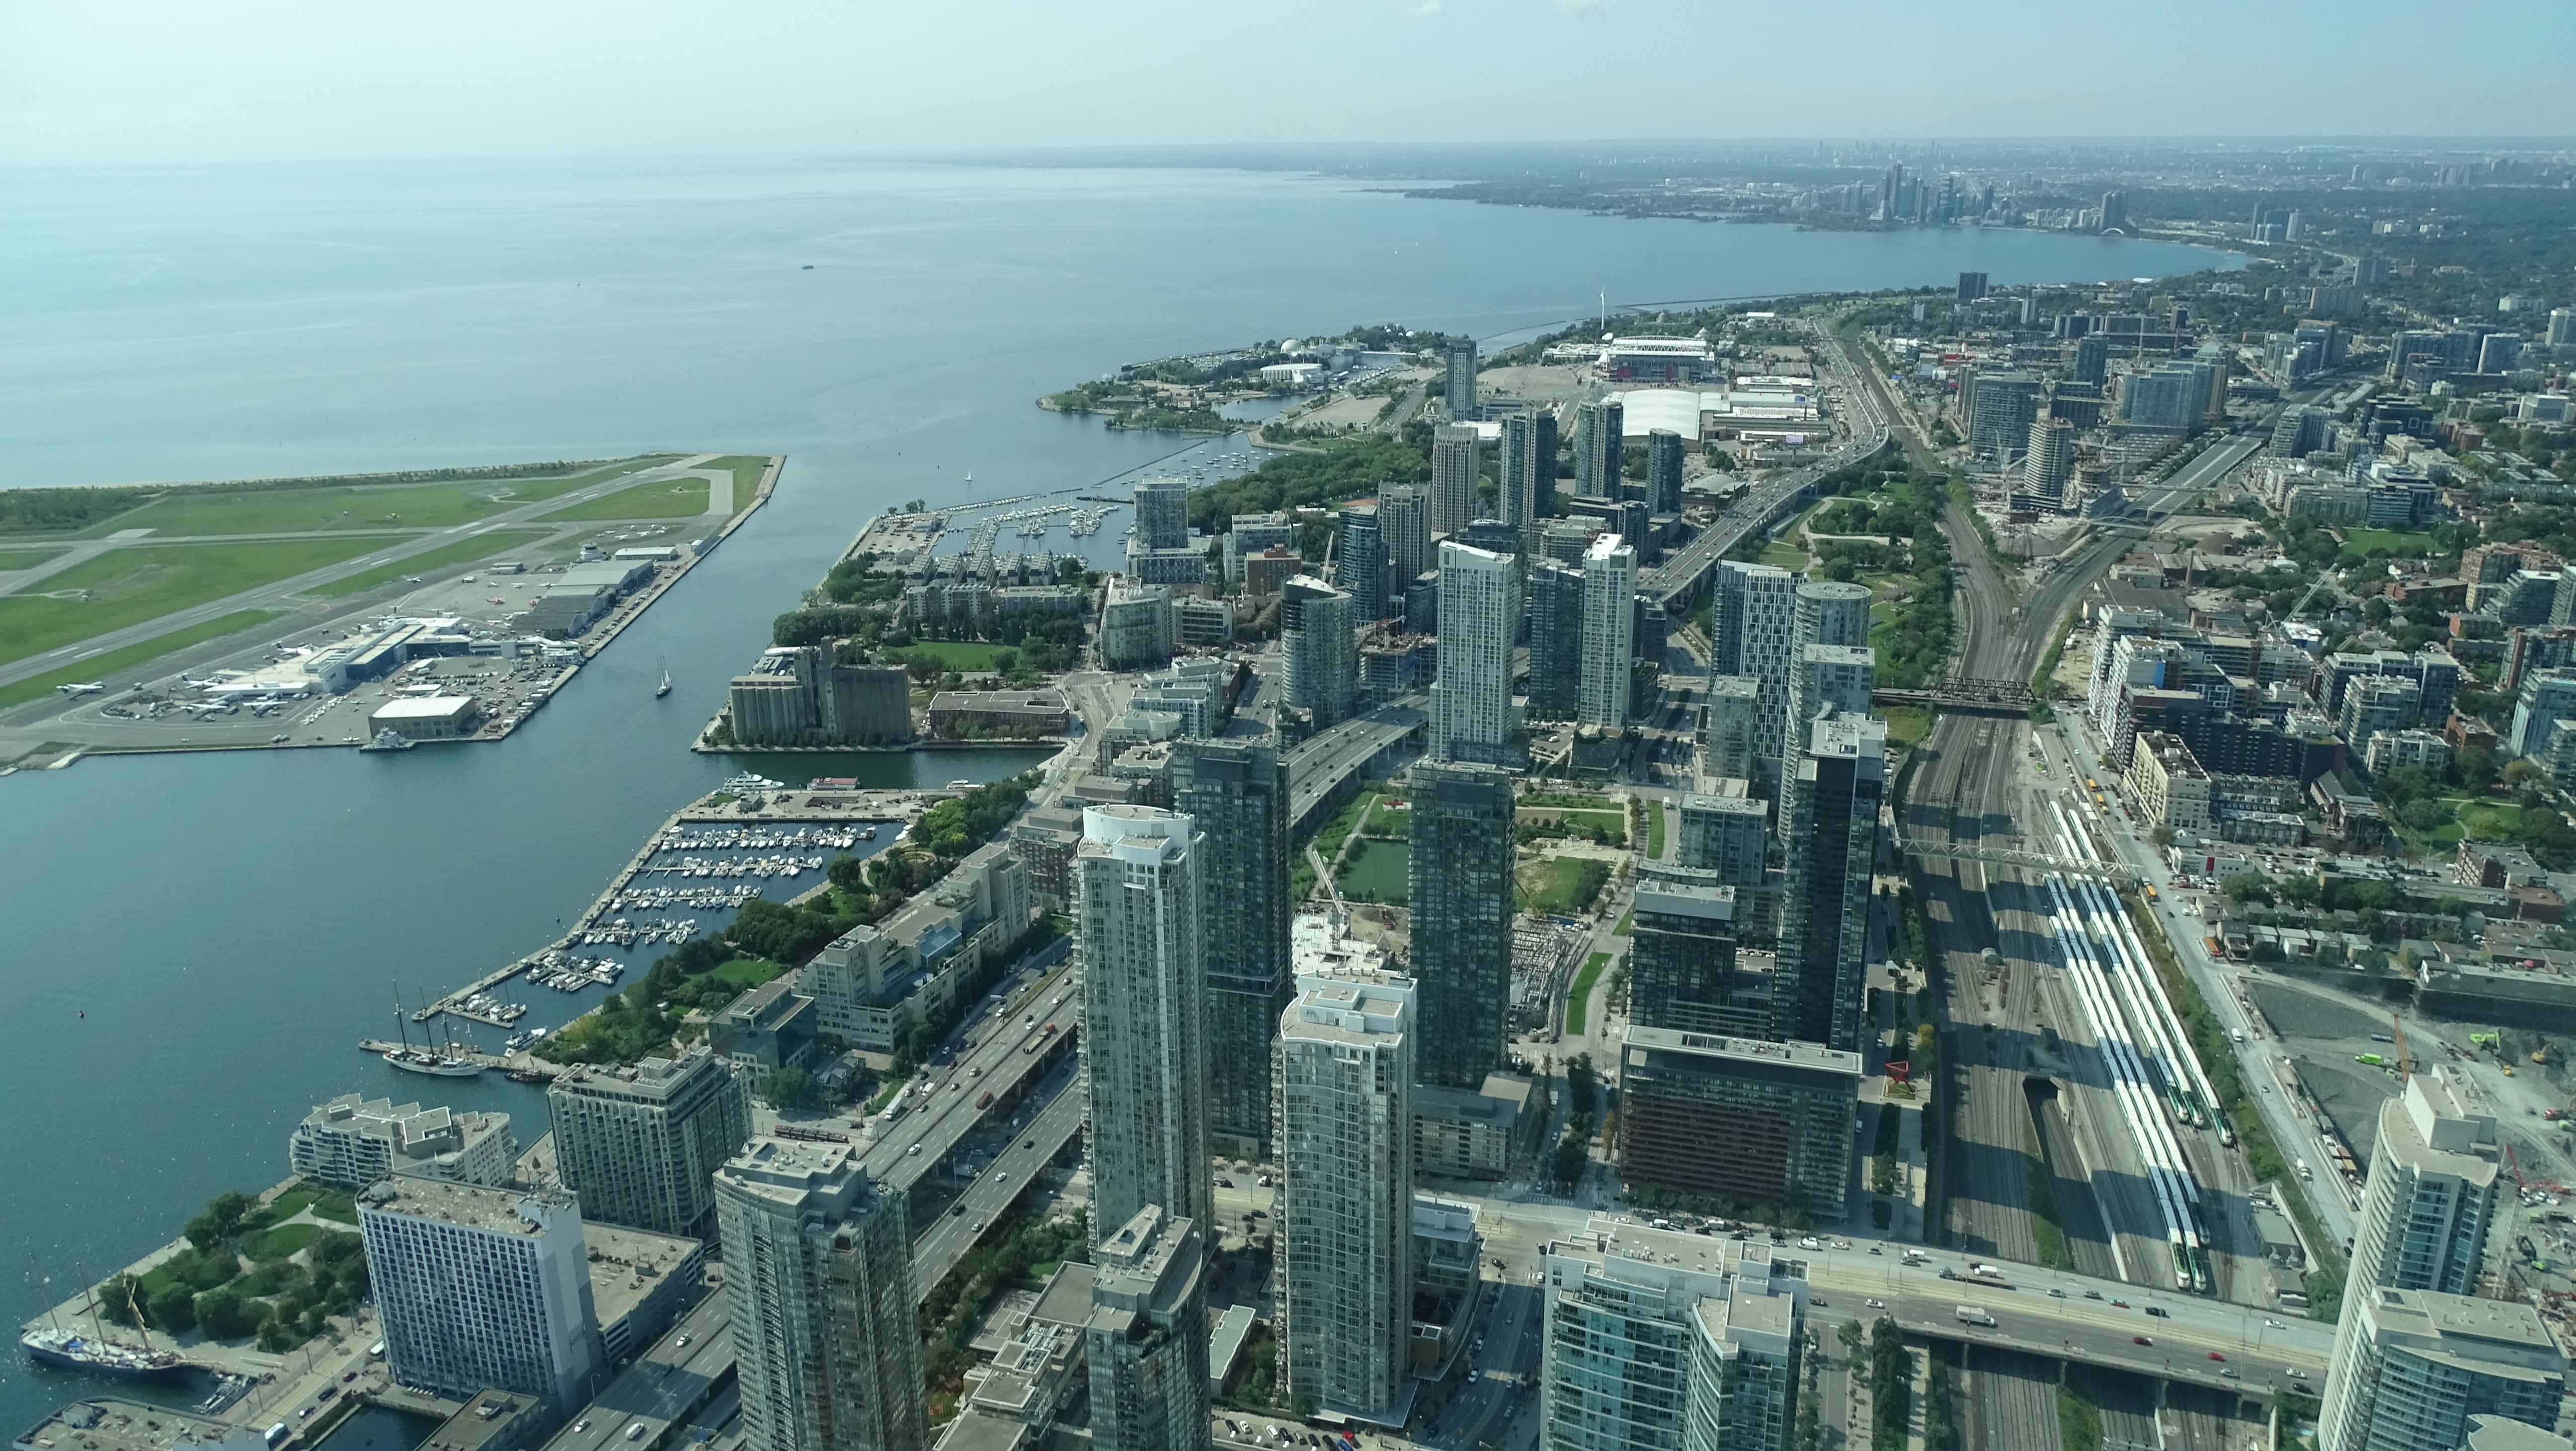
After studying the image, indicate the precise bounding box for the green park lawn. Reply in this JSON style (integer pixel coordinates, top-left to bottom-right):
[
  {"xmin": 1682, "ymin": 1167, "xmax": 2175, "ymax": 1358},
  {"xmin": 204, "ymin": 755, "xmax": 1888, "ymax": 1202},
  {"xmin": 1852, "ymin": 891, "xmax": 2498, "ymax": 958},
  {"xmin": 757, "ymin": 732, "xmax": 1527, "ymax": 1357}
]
[
  {"xmin": 1758, "ymin": 539, "xmax": 1808, "ymax": 569},
  {"xmin": 542, "ymin": 474, "xmax": 713, "ymax": 522},
  {"xmin": 1565, "ymin": 951, "xmax": 1612, "ymax": 1035},
  {"xmin": 707, "ymin": 956, "xmax": 785, "ymax": 991},
  {"xmin": 1337, "ymin": 839, "xmax": 1410, "ymax": 904},
  {"xmin": 1361, "ymin": 796, "xmax": 1412, "ymax": 838},
  {"xmin": 1517, "ymin": 855, "xmax": 1612, "ymax": 917},
  {"xmin": 71, "ymin": 458, "xmax": 674, "ymax": 538},
  {"xmin": 1881, "ymin": 704, "xmax": 1934, "ymax": 748},
  {"xmin": 0, "ymin": 538, "xmax": 388, "ymax": 668},
  {"xmin": 306, "ymin": 527, "xmax": 556, "ymax": 598},
  {"xmin": 0, "ymin": 610, "xmax": 281, "ymax": 710},
  {"xmin": 2335, "ymin": 528, "xmax": 2439, "ymax": 565},
  {"xmin": 895, "ymin": 640, "xmax": 1017, "ymax": 671},
  {"xmin": 1646, "ymin": 799, "xmax": 1666, "ymax": 857}
]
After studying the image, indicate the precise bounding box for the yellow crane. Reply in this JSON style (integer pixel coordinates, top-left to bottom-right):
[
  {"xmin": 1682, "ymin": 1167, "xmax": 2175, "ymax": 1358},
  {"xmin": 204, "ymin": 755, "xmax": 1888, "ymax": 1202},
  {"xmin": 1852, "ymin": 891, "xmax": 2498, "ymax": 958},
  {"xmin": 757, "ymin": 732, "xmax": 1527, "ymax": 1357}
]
[{"xmin": 2390, "ymin": 1012, "xmax": 2412, "ymax": 1082}]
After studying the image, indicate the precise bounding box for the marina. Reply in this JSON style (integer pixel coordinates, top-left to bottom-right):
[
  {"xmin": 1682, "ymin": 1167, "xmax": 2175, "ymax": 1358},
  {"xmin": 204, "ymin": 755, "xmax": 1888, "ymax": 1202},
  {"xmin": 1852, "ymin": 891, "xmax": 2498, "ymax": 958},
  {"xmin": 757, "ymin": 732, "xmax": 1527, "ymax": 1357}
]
[{"xmin": 383, "ymin": 782, "xmax": 939, "ymax": 1069}]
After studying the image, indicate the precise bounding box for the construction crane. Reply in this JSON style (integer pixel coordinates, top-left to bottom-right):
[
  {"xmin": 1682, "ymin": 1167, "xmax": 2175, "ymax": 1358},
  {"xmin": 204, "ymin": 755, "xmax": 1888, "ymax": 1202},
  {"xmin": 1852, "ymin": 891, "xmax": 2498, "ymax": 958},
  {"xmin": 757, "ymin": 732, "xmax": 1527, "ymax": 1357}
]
[{"xmin": 2390, "ymin": 1011, "xmax": 2412, "ymax": 1082}]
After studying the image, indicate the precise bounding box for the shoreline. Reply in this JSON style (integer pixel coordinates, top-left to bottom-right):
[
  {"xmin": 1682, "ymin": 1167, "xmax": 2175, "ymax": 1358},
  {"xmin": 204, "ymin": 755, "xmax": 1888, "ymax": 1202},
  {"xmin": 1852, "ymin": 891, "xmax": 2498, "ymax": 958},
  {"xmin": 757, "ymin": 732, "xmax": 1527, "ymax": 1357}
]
[{"xmin": 5, "ymin": 454, "xmax": 782, "ymax": 766}]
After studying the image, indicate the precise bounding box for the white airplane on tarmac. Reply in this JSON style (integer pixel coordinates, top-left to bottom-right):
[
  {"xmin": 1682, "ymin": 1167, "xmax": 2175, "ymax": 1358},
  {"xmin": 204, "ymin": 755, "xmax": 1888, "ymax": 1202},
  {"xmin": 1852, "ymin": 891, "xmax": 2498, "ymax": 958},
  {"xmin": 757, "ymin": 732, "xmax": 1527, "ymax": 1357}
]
[{"xmin": 55, "ymin": 681, "xmax": 103, "ymax": 696}]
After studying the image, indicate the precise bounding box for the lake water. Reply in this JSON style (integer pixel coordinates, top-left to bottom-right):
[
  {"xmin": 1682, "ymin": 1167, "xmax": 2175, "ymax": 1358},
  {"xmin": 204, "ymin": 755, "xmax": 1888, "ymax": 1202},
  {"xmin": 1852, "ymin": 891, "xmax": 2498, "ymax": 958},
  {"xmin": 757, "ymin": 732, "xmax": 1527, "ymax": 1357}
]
[{"xmin": 0, "ymin": 156, "xmax": 2223, "ymax": 1431}]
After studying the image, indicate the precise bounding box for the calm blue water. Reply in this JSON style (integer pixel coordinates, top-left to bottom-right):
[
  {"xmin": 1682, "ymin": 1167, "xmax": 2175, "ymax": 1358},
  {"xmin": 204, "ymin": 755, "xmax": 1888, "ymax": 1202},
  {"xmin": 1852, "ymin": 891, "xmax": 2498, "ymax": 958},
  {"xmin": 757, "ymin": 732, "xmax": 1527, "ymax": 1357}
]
[{"xmin": 0, "ymin": 157, "xmax": 2223, "ymax": 1428}]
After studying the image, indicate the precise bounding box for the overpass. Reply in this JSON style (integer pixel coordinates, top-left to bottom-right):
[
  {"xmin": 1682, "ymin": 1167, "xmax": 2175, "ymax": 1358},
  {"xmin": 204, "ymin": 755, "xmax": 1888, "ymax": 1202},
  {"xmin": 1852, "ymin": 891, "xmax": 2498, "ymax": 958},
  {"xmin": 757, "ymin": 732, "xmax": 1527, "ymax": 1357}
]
[
  {"xmin": 1576, "ymin": 1217, "xmax": 2328, "ymax": 1397},
  {"xmin": 1871, "ymin": 675, "xmax": 2034, "ymax": 716},
  {"xmin": 1285, "ymin": 698, "xmax": 1426, "ymax": 837}
]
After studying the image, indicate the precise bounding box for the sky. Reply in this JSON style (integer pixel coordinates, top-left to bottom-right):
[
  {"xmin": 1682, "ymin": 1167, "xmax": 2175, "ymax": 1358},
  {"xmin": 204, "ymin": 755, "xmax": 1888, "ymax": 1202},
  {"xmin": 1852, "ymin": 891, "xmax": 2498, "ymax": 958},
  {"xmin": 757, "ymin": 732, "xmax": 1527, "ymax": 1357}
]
[{"xmin": 0, "ymin": 0, "xmax": 2569, "ymax": 166}]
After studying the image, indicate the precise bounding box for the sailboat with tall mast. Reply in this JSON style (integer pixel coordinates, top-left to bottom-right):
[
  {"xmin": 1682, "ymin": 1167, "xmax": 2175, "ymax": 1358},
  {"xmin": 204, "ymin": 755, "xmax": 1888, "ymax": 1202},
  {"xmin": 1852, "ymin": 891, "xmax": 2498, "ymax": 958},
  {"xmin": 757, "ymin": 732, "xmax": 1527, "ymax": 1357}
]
[
  {"xmin": 383, "ymin": 986, "xmax": 479, "ymax": 1077},
  {"xmin": 19, "ymin": 1260, "xmax": 189, "ymax": 1382}
]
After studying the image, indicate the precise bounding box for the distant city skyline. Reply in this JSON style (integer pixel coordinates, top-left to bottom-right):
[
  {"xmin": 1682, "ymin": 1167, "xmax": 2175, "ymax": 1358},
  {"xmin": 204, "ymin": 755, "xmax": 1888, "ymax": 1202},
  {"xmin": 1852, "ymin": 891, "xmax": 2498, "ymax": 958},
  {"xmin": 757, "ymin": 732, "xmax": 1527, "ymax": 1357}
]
[{"xmin": 1, "ymin": 1, "xmax": 2568, "ymax": 166}]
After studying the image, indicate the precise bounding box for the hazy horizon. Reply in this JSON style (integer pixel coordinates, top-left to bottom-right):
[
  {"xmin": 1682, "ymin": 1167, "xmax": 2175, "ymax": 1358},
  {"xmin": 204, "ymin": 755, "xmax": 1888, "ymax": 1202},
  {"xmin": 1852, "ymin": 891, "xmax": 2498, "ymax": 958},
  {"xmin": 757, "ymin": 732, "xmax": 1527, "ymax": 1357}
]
[{"xmin": 3, "ymin": 0, "xmax": 2569, "ymax": 167}]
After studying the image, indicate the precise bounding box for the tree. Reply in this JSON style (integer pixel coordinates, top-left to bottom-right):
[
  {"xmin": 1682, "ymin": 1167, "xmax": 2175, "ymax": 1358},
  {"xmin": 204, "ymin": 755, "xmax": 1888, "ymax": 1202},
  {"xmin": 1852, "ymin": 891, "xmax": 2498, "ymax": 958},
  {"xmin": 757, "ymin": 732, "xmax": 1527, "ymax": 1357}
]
[
  {"xmin": 2459, "ymin": 745, "xmax": 2497, "ymax": 792},
  {"xmin": 2151, "ymin": 825, "xmax": 2176, "ymax": 850},
  {"xmin": 2222, "ymin": 872, "xmax": 2274, "ymax": 907},
  {"xmin": 146, "ymin": 1284, "xmax": 197, "ymax": 1335},
  {"xmin": 764, "ymin": 1066, "xmax": 822, "ymax": 1112},
  {"xmin": 195, "ymin": 1289, "xmax": 259, "ymax": 1341}
]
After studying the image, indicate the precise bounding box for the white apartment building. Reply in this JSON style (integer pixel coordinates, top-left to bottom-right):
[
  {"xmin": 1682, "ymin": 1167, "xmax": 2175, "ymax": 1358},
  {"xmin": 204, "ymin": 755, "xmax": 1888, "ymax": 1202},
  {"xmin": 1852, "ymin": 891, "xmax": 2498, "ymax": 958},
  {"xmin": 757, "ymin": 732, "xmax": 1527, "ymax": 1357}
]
[
  {"xmin": 1277, "ymin": 965, "xmax": 1417, "ymax": 1423},
  {"xmin": 290, "ymin": 1094, "xmax": 516, "ymax": 1191},
  {"xmin": 1430, "ymin": 542, "xmax": 1520, "ymax": 763},
  {"xmin": 1077, "ymin": 806, "xmax": 1214, "ymax": 1240},
  {"xmin": 1578, "ymin": 535, "xmax": 1638, "ymax": 729},
  {"xmin": 358, "ymin": 1179, "xmax": 604, "ymax": 1413}
]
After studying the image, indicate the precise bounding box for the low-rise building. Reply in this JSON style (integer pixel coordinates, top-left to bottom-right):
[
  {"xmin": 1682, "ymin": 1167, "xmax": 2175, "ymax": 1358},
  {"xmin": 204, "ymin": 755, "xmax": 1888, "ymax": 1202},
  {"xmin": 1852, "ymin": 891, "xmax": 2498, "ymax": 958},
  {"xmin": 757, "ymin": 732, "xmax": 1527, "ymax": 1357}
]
[
  {"xmin": 2366, "ymin": 728, "xmax": 2452, "ymax": 777},
  {"xmin": 369, "ymin": 695, "xmax": 480, "ymax": 740},
  {"xmin": 583, "ymin": 1221, "xmax": 708, "ymax": 1363},
  {"xmin": 2125, "ymin": 730, "xmax": 2212, "ymax": 831},
  {"xmin": 1413, "ymin": 1074, "xmax": 1538, "ymax": 1181},
  {"xmin": 290, "ymin": 1094, "xmax": 517, "ymax": 1191},
  {"xmin": 708, "ymin": 980, "xmax": 819, "ymax": 1085},
  {"xmin": 927, "ymin": 690, "xmax": 1071, "ymax": 738}
]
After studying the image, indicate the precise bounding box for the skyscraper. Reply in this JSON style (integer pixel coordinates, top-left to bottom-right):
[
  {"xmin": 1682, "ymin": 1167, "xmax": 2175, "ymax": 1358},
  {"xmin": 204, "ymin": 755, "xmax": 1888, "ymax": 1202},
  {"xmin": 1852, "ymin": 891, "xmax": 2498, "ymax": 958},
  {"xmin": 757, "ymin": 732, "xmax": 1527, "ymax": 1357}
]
[
  {"xmin": 1087, "ymin": 1206, "xmax": 1211, "ymax": 1451},
  {"xmin": 1431, "ymin": 424, "xmax": 1482, "ymax": 536},
  {"xmin": 1776, "ymin": 712, "xmax": 1885, "ymax": 1052},
  {"xmin": 2098, "ymin": 190, "xmax": 2128, "ymax": 233},
  {"xmin": 1540, "ymin": 1248, "xmax": 1804, "ymax": 1451},
  {"xmin": 359, "ymin": 1180, "xmax": 606, "ymax": 1414},
  {"xmin": 1429, "ymin": 542, "xmax": 1519, "ymax": 764},
  {"xmin": 1282, "ymin": 576, "xmax": 1359, "ymax": 732},
  {"xmin": 1966, "ymin": 371, "xmax": 2041, "ymax": 463},
  {"xmin": 1408, "ymin": 760, "xmax": 1516, "ymax": 1088},
  {"xmin": 1626, "ymin": 879, "xmax": 1749, "ymax": 1035},
  {"xmin": 2319, "ymin": 1289, "xmax": 2565, "ymax": 1451},
  {"xmin": 1700, "ymin": 675, "xmax": 1761, "ymax": 785},
  {"xmin": 2071, "ymin": 333, "xmax": 2110, "ymax": 386},
  {"xmin": 1573, "ymin": 401, "xmax": 1623, "ymax": 499},
  {"xmin": 1380, "ymin": 484, "xmax": 1432, "ymax": 598},
  {"xmin": 1644, "ymin": 429, "xmax": 1686, "ymax": 515},
  {"xmin": 1169, "ymin": 741, "xmax": 1293, "ymax": 1157},
  {"xmin": 1526, "ymin": 559, "xmax": 1585, "ymax": 723},
  {"xmin": 1334, "ymin": 505, "xmax": 1387, "ymax": 618},
  {"xmin": 1077, "ymin": 805, "xmax": 1213, "ymax": 1239},
  {"xmin": 1277, "ymin": 967, "xmax": 1416, "ymax": 1421},
  {"xmin": 1446, "ymin": 338, "xmax": 1480, "ymax": 421},
  {"xmin": 2023, "ymin": 417, "xmax": 2076, "ymax": 510},
  {"xmin": 1779, "ymin": 581, "xmax": 1870, "ymax": 803},
  {"xmin": 1502, "ymin": 410, "xmax": 1560, "ymax": 549},
  {"xmin": 1578, "ymin": 535, "xmax": 1638, "ymax": 730},
  {"xmin": 548, "ymin": 1047, "xmax": 753, "ymax": 1242},
  {"xmin": 1134, "ymin": 476, "xmax": 1191, "ymax": 551},
  {"xmin": 1713, "ymin": 562, "xmax": 1798, "ymax": 796},
  {"xmin": 716, "ymin": 1137, "xmax": 923, "ymax": 1451},
  {"xmin": 1956, "ymin": 271, "xmax": 1988, "ymax": 303}
]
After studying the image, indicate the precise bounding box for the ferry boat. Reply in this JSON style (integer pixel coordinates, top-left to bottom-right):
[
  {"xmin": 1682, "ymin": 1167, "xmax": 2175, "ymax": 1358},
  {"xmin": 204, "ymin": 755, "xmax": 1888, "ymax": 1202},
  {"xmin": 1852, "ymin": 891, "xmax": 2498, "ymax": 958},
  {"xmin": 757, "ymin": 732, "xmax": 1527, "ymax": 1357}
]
[
  {"xmin": 656, "ymin": 662, "xmax": 672, "ymax": 698},
  {"xmin": 719, "ymin": 772, "xmax": 784, "ymax": 794},
  {"xmin": 359, "ymin": 728, "xmax": 414, "ymax": 752},
  {"xmin": 20, "ymin": 1328, "xmax": 190, "ymax": 1383}
]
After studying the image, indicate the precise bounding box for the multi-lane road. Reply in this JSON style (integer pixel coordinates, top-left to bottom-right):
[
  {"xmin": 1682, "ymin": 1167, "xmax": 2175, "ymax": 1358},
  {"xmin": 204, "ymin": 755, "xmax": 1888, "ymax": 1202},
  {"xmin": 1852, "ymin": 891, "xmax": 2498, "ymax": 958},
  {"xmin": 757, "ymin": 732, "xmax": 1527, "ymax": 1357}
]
[{"xmin": 1642, "ymin": 321, "xmax": 1892, "ymax": 611}]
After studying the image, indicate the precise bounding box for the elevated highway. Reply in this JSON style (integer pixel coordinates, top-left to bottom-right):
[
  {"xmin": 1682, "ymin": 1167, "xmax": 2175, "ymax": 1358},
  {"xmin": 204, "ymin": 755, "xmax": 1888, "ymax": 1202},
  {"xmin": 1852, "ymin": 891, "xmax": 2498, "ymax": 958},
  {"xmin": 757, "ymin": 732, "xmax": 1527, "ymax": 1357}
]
[{"xmin": 1285, "ymin": 698, "xmax": 1425, "ymax": 836}]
